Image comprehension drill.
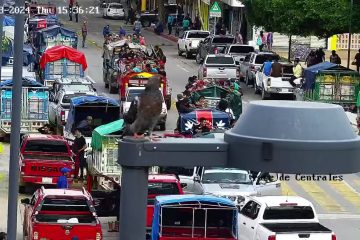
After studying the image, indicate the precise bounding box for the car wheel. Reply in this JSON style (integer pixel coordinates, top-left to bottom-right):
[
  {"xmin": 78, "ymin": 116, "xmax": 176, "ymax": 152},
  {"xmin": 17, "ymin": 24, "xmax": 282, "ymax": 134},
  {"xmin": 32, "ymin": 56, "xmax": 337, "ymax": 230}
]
[
  {"xmin": 254, "ymin": 83, "xmax": 260, "ymax": 94},
  {"xmin": 159, "ymin": 122, "xmax": 166, "ymax": 131},
  {"xmin": 109, "ymin": 84, "xmax": 118, "ymax": 94},
  {"xmin": 261, "ymin": 86, "xmax": 268, "ymax": 100},
  {"xmin": 142, "ymin": 20, "xmax": 151, "ymax": 27},
  {"xmin": 178, "ymin": 46, "xmax": 182, "ymax": 56},
  {"xmin": 166, "ymin": 98, "xmax": 171, "ymax": 110},
  {"xmin": 185, "ymin": 49, "xmax": 191, "ymax": 59},
  {"xmin": 245, "ymin": 72, "xmax": 250, "ymax": 86}
]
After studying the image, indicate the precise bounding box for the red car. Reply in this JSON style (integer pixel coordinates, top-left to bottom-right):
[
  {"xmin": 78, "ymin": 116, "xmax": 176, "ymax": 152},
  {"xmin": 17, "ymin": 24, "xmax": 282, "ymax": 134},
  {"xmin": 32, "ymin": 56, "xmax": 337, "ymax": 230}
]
[
  {"xmin": 19, "ymin": 134, "xmax": 75, "ymax": 193},
  {"xmin": 21, "ymin": 187, "xmax": 103, "ymax": 240}
]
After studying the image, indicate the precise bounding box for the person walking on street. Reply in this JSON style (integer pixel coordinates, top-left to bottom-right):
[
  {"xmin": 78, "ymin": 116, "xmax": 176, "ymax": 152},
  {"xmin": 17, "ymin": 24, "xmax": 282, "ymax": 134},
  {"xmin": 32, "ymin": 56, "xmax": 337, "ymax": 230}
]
[
  {"xmin": 81, "ymin": 21, "xmax": 87, "ymax": 48},
  {"xmin": 329, "ymin": 50, "xmax": 341, "ymax": 64},
  {"xmin": 315, "ymin": 48, "xmax": 325, "ymax": 64},
  {"xmin": 126, "ymin": 7, "xmax": 134, "ymax": 25},
  {"xmin": 134, "ymin": 18, "xmax": 142, "ymax": 35},
  {"xmin": 57, "ymin": 167, "xmax": 70, "ymax": 189},
  {"xmin": 267, "ymin": 32, "xmax": 273, "ymax": 51},
  {"xmin": 74, "ymin": 2, "xmax": 79, "ymax": 22},
  {"xmin": 182, "ymin": 16, "xmax": 190, "ymax": 31},
  {"xmin": 72, "ymin": 129, "xmax": 87, "ymax": 180},
  {"xmin": 235, "ymin": 30, "xmax": 243, "ymax": 44},
  {"xmin": 119, "ymin": 25, "xmax": 126, "ymax": 37},
  {"xmin": 167, "ymin": 14, "xmax": 174, "ymax": 35},
  {"xmin": 354, "ymin": 49, "xmax": 360, "ymax": 73},
  {"xmin": 103, "ymin": 25, "xmax": 110, "ymax": 38},
  {"xmin": 68, "ymin": 3, "xmax": 73, "ymax": 21},
  {"xmin": 194, "ymin": 14, "xmax": 201, "ymax": 30}
]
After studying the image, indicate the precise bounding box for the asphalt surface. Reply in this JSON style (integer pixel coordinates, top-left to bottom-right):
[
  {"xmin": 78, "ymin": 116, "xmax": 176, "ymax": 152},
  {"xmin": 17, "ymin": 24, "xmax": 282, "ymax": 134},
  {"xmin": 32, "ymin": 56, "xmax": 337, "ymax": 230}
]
[{"xmin": 0, "ymin": 0, "xmax": 360, "ymax": 239}]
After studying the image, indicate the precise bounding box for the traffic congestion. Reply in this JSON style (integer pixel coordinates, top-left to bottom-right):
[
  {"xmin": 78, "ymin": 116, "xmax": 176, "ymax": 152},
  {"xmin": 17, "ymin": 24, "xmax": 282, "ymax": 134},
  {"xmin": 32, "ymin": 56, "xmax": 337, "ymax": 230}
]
[{"xmin": 1, "ymin": 0, "xmax": 360, "ymax": 239}]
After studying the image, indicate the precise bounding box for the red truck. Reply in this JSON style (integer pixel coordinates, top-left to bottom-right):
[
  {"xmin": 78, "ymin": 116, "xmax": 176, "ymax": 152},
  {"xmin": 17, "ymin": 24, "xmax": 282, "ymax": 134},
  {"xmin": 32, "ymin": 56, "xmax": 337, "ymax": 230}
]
[
  {"xmin": 21, "ymin": 187, "xmax": 103, "ymax": 240},
  {"xmin": 19, "ymin": 134, "xmax": 75, "ymax": 193}
]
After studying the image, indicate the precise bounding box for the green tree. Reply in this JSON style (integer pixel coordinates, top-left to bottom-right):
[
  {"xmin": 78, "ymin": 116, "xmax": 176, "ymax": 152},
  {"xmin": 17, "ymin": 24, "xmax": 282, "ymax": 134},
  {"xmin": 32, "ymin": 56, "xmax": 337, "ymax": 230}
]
[{"xmin": 244, "ymin": 0, "xmax": 360, "ymax": 38}]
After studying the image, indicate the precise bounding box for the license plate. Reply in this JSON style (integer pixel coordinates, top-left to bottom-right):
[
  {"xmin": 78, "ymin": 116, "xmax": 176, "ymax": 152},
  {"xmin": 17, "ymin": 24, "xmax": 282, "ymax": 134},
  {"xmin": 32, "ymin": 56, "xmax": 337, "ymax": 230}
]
[
  {"xmin": 281, "ymin": 89, "xmax": 289, "ymax": 93},
  {"xmin": 42, "ymin": 177, "xmax": 52, "ymax": 184}
]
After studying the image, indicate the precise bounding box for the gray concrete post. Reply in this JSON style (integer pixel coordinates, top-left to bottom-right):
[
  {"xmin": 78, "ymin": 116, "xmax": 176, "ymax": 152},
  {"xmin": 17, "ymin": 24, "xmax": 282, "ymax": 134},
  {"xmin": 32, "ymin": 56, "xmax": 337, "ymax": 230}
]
[{"xmin": 0, "ymin": 0, "xmax": 4, "ymax": 79}]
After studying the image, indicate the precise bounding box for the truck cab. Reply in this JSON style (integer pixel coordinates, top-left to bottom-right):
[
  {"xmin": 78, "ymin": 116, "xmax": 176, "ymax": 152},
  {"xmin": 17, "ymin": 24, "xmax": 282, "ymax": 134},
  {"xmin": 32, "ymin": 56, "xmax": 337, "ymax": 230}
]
[
  {"xmin": 21, "ymin": 187, "xmax": 103, "ymax": 240},
  {"xmin": 19, "ymin": 134, "xmax": 74, "ymax": 193},
  {"xmin": 177, "ymin": 30, "xmax": 210, "ymax": 58}
]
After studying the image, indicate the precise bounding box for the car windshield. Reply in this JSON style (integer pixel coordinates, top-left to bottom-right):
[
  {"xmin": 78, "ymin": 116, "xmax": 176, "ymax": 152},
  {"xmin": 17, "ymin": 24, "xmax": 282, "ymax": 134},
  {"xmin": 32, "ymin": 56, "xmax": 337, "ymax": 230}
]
[
  {"xmin": 229, "ymin": 46, "xmax": 255, "ymax": 54},
  {"xmin": 202, "ymin": 172, "xmax": 251, "ymax": 184},
  {"xmin": 24, "ymin": 140, "xmax": 68, "ymax": 153},
  {"xmin": 212, "ymin": 37, "xmax": 235, "ymax": 44},
  {"xmin": 263, "ymin": 206, "xmax": 315, "ymax": 219},
  {"xmin": 126, "ymin": 89, "xmax": 144, "ymax": 102},
  {"xmin": 255, "ymin": 54, "xmax": 280, "ymax": 64},
  {"xmin": 206, "ymin": 56, "xmax": 234, "ymax": 64},
  {"xmin": 62, "ymin": 93, "xmax": 89, "ymax": 104},
  {"xmin": 110, "ymin": 4, "xmax": 123, "ymax": 8},
  {"xmin": 61, "ymin": 84, "xmax": 93, "ymax": 92},
  {"xmin": 40, "ymin": 197, "xmax": 90, "ymax": 212},
  {"xmin": 148, "ymin": 182, "xmax": 180, "ymax": 195},
  {"xmin": 188, "ymin": 32, "xmax": 210, "ymax": 38}
]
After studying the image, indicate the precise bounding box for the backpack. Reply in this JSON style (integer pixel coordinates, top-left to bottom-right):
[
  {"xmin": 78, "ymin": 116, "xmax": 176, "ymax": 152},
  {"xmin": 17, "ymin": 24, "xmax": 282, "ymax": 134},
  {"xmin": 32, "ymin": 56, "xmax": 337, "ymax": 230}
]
[{"xmin": 256, "ymin": 37, "xmax": 262, "ymax": 46}]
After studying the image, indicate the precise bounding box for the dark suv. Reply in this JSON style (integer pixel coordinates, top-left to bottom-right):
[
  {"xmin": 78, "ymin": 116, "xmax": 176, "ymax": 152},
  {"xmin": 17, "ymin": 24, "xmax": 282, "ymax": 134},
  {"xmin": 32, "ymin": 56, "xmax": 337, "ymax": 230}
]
[
  {"xmin": 139, "ymin": 4, "xmax": 182, "ymax": 27},
  {"xmin": 195, "ymin": 35, "xmax": 235, "ymax": 64}
]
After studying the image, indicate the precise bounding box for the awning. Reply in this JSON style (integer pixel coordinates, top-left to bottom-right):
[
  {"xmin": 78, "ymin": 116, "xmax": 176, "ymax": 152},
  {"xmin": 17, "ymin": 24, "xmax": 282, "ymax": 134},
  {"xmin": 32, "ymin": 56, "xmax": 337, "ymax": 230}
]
[{"xmin": 221, "ymin": 0, "xmax": 245, "ymax": 7}]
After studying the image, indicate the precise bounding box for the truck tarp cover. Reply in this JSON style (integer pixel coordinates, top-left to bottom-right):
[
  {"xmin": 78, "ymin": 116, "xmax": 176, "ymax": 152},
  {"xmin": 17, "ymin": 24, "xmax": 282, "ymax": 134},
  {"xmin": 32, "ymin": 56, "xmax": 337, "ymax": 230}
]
[
  {"xmin": 152, "ymin": 195, "xmax": 236, "ymax": 240},
  {"xmin": 35, "ymin": 25, "xmax": 77, "ymax": 50},
  {"xmin": 39, "ymin": 45, "xmax": 87, "ymax": 70},
  {"xmin": 91, "ymin": 119, "xmax": 124, "ymax": 151},
  {"xmin": 3, "ymin": 16, "xmax": 14, "ymax": 26},
  {"xmin": 303, "ymin": 61, "xmax": 353, "ymax": 89},
  {"xmin": 0, "ymin": 78, "xmax": 44, "ymax": 87}
]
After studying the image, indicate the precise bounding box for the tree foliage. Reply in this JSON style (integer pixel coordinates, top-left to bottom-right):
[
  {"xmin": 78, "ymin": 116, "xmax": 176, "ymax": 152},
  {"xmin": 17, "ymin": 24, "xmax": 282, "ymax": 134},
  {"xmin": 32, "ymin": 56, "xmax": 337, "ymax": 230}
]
[{"xmin": 244, "ymin": 0, "xmax": 360, "ymax": 38}]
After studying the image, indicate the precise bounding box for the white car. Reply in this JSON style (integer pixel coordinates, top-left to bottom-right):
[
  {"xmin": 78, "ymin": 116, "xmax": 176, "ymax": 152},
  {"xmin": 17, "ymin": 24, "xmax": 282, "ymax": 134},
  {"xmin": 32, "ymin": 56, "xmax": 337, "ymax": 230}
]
[
  {"xmin": 200, "ymin": 168, "xmax": 281, "ymax": 207},
  {"xmin": 177, "ymin": 30, "xmax": 210, "ymax": 58},
  {"xmin": 103, "ymin": 3, "xmax": 125, "ymax": 19},
  {"xmin": 254, "ymin": 62, "xmax": 301, "ymax": 100},
  {"xmin": 121, "ymin": 87, "xmax": 167, "ymax": 131}
]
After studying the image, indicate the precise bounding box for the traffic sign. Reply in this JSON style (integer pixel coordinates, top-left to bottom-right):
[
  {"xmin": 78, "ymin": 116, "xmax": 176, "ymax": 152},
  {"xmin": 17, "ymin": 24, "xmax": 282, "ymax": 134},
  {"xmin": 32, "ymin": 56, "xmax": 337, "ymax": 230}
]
[{"xmin": 209, "ymin": 1, "xmax": 221, "ymax": 17}]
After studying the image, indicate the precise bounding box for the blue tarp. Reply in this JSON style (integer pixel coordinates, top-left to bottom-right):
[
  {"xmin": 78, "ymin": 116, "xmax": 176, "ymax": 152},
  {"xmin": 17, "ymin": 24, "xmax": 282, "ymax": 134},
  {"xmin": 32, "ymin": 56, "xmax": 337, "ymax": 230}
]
[
  {"xmin": 303, "ymin": 62, "xmax": 341, "ymax": 89},
  {"xmin": 3, "ymin": 16, "xmax": 15, "ymax": 26},
  {"xmin": 0, "ymin": 77, "xmax": 44, "ymax": 87},
  {"xmin": 152, "ymin": 195, "xmax": 236, "ymax": 240},
  {"xmin": 34, "ymin": 25, "xmax": 78, "ymax": 52},
  {"xmin": 70, "ymin": 96, "xmax": 119, "ymax": 107}
]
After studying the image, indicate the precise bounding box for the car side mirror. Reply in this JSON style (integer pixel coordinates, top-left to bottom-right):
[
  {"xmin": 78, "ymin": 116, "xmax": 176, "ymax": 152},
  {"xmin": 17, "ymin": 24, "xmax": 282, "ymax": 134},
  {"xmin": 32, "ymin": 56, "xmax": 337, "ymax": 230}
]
[
  {"xmin": 21, "ymin": 198, "xmax": 30, "ymax": 205},
  {"xmin": 180, "ymin": 183, "xmax": 187, "ymax": 188},
  {"xmin": 194, "ymin": 176, "xmax": 200, "ymax": 182},
  {"xmin": 235, "ymin": 61, "xmax": 240, "ymax": 65},
  {"xmin": 93, "ymin": 88, "xmax": 97, "ymax": 92}
]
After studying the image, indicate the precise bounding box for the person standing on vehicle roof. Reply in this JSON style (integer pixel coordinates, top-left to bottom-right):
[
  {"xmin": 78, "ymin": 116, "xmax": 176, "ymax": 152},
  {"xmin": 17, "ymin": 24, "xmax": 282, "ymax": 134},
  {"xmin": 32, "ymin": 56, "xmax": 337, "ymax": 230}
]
[
  {"xmin": 144, "ymin": 63, "xmax": 158, "ymax": 73},
  {"xmin": 57, "ymin": 167, "xmax": 70, "ymax": 189},
  {"xmin": 72, "ymin": 129, "xmax": 87, "ymax": 180}
]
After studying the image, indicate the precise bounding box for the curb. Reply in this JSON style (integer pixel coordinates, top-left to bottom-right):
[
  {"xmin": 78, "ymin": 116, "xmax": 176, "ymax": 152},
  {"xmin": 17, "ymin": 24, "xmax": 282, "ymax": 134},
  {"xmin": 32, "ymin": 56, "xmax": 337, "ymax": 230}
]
[{"xmin": 145, "ymin": 27, "xmax": 178, "ymax": 43}]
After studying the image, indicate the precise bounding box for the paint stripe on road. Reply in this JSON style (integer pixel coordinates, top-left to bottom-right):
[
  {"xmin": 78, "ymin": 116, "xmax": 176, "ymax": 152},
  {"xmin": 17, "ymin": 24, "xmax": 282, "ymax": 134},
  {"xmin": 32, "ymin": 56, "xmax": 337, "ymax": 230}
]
[
  {"xmin": 297, "ymin": 181, "xmax": 345, "ymax": 213},
  {"xmin": 280, "ymin": 181, "xmax": 297, "ymax": 196},
  {"xmin": 176, "ymin": 64, "xmax": 189, "ymax": 73},
  {"xmin": 318, "ymin": 213, "xmax": 360, "ymax": 219},
  {"xmin": 327, "ymin": 181, "xmax": 360, "ymax": 213},
  {"xmin": 354, "ymin": 179, "xmax": 360, "ymax": 187}
]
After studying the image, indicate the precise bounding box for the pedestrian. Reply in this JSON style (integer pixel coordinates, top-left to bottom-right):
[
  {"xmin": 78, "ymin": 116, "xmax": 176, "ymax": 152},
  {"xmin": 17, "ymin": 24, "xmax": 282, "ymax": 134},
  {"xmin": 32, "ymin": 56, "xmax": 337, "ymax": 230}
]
[
  {"xmin": 270, "ymin": 58, "xmax": 283, "ymax": 77},
  {"xmin": 133, "ymin": 18, "xmax": 142, "ymax": 35},
  {"xmin": 306, "ymin": 50, "xmax": 317, "ymax": 67},
  {"xmin": 215, "ymin": 18, "xmax": 222, "ymax": 35},
  {"xmin": 267, "ymin": 32, "xmax": 273, "ymax": 51},
  {"xmin": 119, "ymin": 25, "xmax": 126, "ymax": 37},
  {"xmin": 290, "ymin": 58, "xmax": 303, "ymax": 87},
  {"xmin": 167, "ymin": 14, "xmax": 174, "ymax": 35},
  {"xmin": 353, "ymin": 49, "xmax": 360, "ymax": 73},
  {"xmin": 72, "ymin": 128, "xmax": 87, "ymax": 180},
  {"xmin": 194, "ymin": 14, "xmax": 201, "ymax": 30},
  {"xmin": 182, "ymin": 16, "xmax": 190, "ymax": 31},
  {"xmin": 81, "ymin": 21, "xmax": 87, "ymax": 48},
  {"xmin": 235, "ymin": 30, "xmax": 243, "ymax": 44},
  {"xmin": 57, "ymin": 167, "xmax": 70, "ymax": 189},
  {"xmin": 126, "ymin": 7, "xmax": 133, "ymax": 25},
  {"xmin": 38, "ymin": 124, "xmax": 53, "ymax": 134},
  {"xmin": 68, "ymin": 3, "xmax": 73, "ymax": 21},
  {"xmin": 257, "ymin": 31, "xmax": 266, "ymax": 51},
  {"xmin": 74, "ymin": 2, "xmax": 79, "ymax": 22},
  {"xmin": 315, "ymin": 48, "xmax": 325, "ymax": 64},
  {"xmin": 329, "ymin": 50, "xmax": 341, "ymax": 64},
  {"xmin": 103, "ymin": 25, "xmax": 110, "ymax": 38}
]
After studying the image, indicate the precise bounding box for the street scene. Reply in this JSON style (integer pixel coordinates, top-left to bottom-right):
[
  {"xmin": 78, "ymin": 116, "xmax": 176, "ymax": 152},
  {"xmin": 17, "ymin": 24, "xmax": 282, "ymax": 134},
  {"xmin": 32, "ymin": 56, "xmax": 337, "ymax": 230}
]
[{"xmin": 1, "ymin": 0, "xmax": 360, "ymax": 239}]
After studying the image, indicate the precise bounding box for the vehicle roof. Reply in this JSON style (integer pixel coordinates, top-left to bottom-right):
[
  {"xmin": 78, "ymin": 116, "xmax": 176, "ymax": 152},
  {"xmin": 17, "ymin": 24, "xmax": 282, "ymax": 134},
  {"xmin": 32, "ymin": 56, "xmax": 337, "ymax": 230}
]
[
  {"xmin": 186, "ymin": 30, "xmax": 210, "ymax": 33},
  {"xmin": 156, "ymin": 194, "xmax": 236, "ymax": 206},
  {"xmin": 40, "ymin": 188, "xmax": 90, "ymax": 198},
  {"xmin": 251, "ymin": 196, "xmax": 313, "ymax": 207},
  {"xmin": 60, "ymin": 89, "xmax": 96, "ymax": 95},
  {"xmin": 55, "ymin": 77, "xmax": 93, "ymax": 85},
  {"xmin": 148, "ymin": 174, "xmax": 179, "ymax": 181},
  {"xmin": 254, "ymin": 51, "xmax": 279, "ymax": 55},
  {"xmin": 206, "ymin": 54, "xmax": 233, "ymax": 58},
  {"xmin": 228, "ymin": 44, "xmax": 254, "ymax": 47},
  {"xmin": 212, "ymin": 35, "xmax": 234, "ymax": 38},
  {"xmin": 204, "ymin": 168, "xmax": 248, "ymax": 174},
  {"xmin": 24, "ymin": 134, "xmax": 67, "ymax": 141}
]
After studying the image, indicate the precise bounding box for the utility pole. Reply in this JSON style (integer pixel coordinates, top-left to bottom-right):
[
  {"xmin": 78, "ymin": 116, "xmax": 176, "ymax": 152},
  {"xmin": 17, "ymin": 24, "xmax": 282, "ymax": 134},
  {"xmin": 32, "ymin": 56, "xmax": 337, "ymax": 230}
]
[
  {"xmin": 6, "ymin": 0, "xmax": 25, "ymax": 239},
  {"xmin": 0, "ymin": 0, "xmax": 4, "ymax": 79},
  {"xmin": 347, "ymin": 0, "xmax": 353, "ymax": 69}
]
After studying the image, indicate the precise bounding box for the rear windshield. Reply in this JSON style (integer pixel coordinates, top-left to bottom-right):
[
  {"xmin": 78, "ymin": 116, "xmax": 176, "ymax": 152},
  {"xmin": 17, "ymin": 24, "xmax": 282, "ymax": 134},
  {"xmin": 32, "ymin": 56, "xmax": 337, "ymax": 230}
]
[
  {"xmin": 187, "ymin": 32, "xmax": 210, "ymax": 38},
  {"xmin": 263, "ymin": 206, "xmax": 315, "ymax": 220},
  {"xmin": 40, "ymin": 197, "xmax": 90, "ymax": 212},
  {"xmin": 229, "ymin": 46, "xmax": 254, "ymax": 54},
  {"xmin": 24, "ymin": 140, "xmax": 68, "ymax": 153},
  {"xmin": 110, "ymin": 4, "xmax": 123, "ymax": 8},
  {"xmin": 206, "ymin": 56, "xmax": 234, "ymax": 65},
  {"xmin": 255, "ymin": 54, "xmax": 280, "ymax": 64},
  {"xmin": 148, "ymin": 182, "xmax": 180, "ymax": 195},
  {"xmin": 127, "ymin": 89, "xmax": 144, "ymax": 102},
  {"xmin": 212, "ymin": 37, "xmax": 234, "ymax": 44},
  {"xmin": 282, "ymin": 65, "xmax": 294, "ymax": 74},
  {"xmin": 62, "ymin": 93, "xmax": 88, "ymax": 104},
  {"xmin": 160, "ymin": 167, "xmax": 194, "ymax": 177}
]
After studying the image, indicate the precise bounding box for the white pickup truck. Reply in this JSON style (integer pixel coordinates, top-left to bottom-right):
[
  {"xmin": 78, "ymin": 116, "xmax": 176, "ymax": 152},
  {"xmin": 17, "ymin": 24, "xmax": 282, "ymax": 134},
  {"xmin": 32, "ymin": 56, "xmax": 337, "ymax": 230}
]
[
  {"xmin": 255, "ymin": 62, "xmax": 301, "ymax": 100},
  {"xmin": 198, "ymin": 54, "xmax": 240, "ymax": 81},
  {"xmin": 177, "ymin": 30, "xmax": 210, "ymax": 58},
  {"xmin": 238, "ymin": 196, "xmax": 336, "ymax": 240}
]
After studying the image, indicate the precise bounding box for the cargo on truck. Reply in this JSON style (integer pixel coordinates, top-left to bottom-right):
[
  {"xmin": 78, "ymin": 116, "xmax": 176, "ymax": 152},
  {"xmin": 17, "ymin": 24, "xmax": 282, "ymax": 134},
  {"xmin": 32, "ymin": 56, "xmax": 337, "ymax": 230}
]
[{"xmin": 0, "ymin": 78, "xmax": 49, "ymax": 134}]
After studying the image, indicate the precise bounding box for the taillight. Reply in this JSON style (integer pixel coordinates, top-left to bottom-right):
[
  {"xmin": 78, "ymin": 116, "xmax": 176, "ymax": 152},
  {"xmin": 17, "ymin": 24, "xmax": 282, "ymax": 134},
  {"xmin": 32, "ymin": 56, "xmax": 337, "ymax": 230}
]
[
  {"xmin": 251, "ymin": 65, "xmax": 256, "ymax": 72},
  {"xmin": 332, "ymin": 233, "xmax": 336, "ymax": 240},
  {"xmin": 236, "ymin": 69, "xmax": 240, "ymax": 78},
  {"xmin": 203, "ymin": 67, "xmax": 207, "ymax": 77},
  {"xmin": 34, "ymin": 231, "xmax": 39, "ymax": 240},
  {"xmin": 61, "ymin": 110, "xmax": 65, "ymax": 124},
  {"xmin": 268, "ymin": 236, "xmax": 275, "ymax": 240},
  {"xmin": 267, "ymin": 78, "xmax": 271, "ymax": 86},
  {"xmin": 125, "ymin": 83, "xmax": 128, "ymax": 95},
  {"xmin": 96, "ymin": 232, "xmax": 101, "ymax": 240}
]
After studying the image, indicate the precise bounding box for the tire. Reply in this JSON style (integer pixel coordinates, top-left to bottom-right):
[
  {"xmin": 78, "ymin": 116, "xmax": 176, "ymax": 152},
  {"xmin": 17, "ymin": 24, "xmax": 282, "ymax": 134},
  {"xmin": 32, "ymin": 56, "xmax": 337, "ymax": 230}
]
[
  {"xmin": 142, "ymin": 20, "xmax": 151, "ymax": 27},
  {"xmin": 166, "ymin": 98, "xmax": 171, "ymax": 110},
  {"xmin": 261, "ymin": 87, "xmax": 269, "ymax": 100},
  {"xmin": 254, "ymin": 83, "xmax": 260, "ymax": 94},
  {"xmin": 109, "ymin": 84, "xmax": 118, "ymax": 94},
  {"xmin": 178, "ymin": 46, "xmax": 182, "ymax": 56},
  {"xmin": 185, "ymin": 49, "xmax": 191, "ymax": 59},
  {"xmin": 245, "ymin": 72, "xmax": 250, "ymax": 86},
  {"xmin": 159, "ymin": 122, "xmax": 166, "ymax": 131}
]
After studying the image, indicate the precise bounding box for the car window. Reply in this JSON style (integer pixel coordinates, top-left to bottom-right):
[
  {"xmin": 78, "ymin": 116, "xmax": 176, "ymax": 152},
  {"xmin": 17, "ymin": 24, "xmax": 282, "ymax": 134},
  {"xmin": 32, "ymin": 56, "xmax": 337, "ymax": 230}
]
[
  {"xmin": 229, "ymin": 46, "xmax": 255, "ymax": 54},
  {"xmin": 263, "ymin": 206, "xmax": 315, "ymax": 220},
  {"xmin": 202, "ymin": 171, "xmax": 251, "ymax": 184},
  {"xmin": 126, "ymin": 89, "xmax": 144, "ymax": 102},
  {"xmin": 40, "ymin": 197, "xmax": 90, "ymax": 212},
  {"xmin": 147, "ymin": 182, "xmax": 181, "ymax": 205},
  {"xmin": 205, "ymin": 56, "xmax": 234, "ymax": 64},
  {"xmin": 241, "ymin": 201, "xmax": 255, "ymax": 218},
  {"xmin": 61, "ymin": 84, "xmax": 93, "ymax": 92},
  {"xmin": 109, "ymin": 4, "xmax": 123, "ymax": 9},
  {"xmin": 24, "ymin": 140, "xmax": 68, "ymax": 153},
  {"xmin": 212, "ymin": 37, "xmax": 235, "ymax": 44},
  {"xmin": 187, "ymin": 32, "xmax": 210, "ymax": 39},
  {"xmin": 61, "ymin": 93, "xmax": 89, "ymax": 104},
  {"xmin": 255, "ymin": 54, "xmax": 280, "ymax": 64},
  {"xmin": 282, "ymin": 65, "xmax": 294, "ymax": 74},
  {"xmin": 160, "ymin": 167, "xmax": 194, "ymax": 176}
]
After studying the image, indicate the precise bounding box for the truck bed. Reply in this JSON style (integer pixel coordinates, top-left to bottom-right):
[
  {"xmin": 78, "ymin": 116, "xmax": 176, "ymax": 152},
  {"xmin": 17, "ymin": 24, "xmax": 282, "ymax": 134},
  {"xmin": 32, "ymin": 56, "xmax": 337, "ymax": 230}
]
[{"xmin": 261, "ymin": 222, "xmax": 332, "ymax": 233}]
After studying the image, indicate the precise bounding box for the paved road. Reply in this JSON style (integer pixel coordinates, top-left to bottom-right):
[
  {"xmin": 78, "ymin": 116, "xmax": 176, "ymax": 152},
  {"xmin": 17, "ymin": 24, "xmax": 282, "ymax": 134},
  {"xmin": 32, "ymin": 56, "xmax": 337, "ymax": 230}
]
[{"xmin": 1, "ymin": 0, "xmax": 360, "ymax": 239}]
